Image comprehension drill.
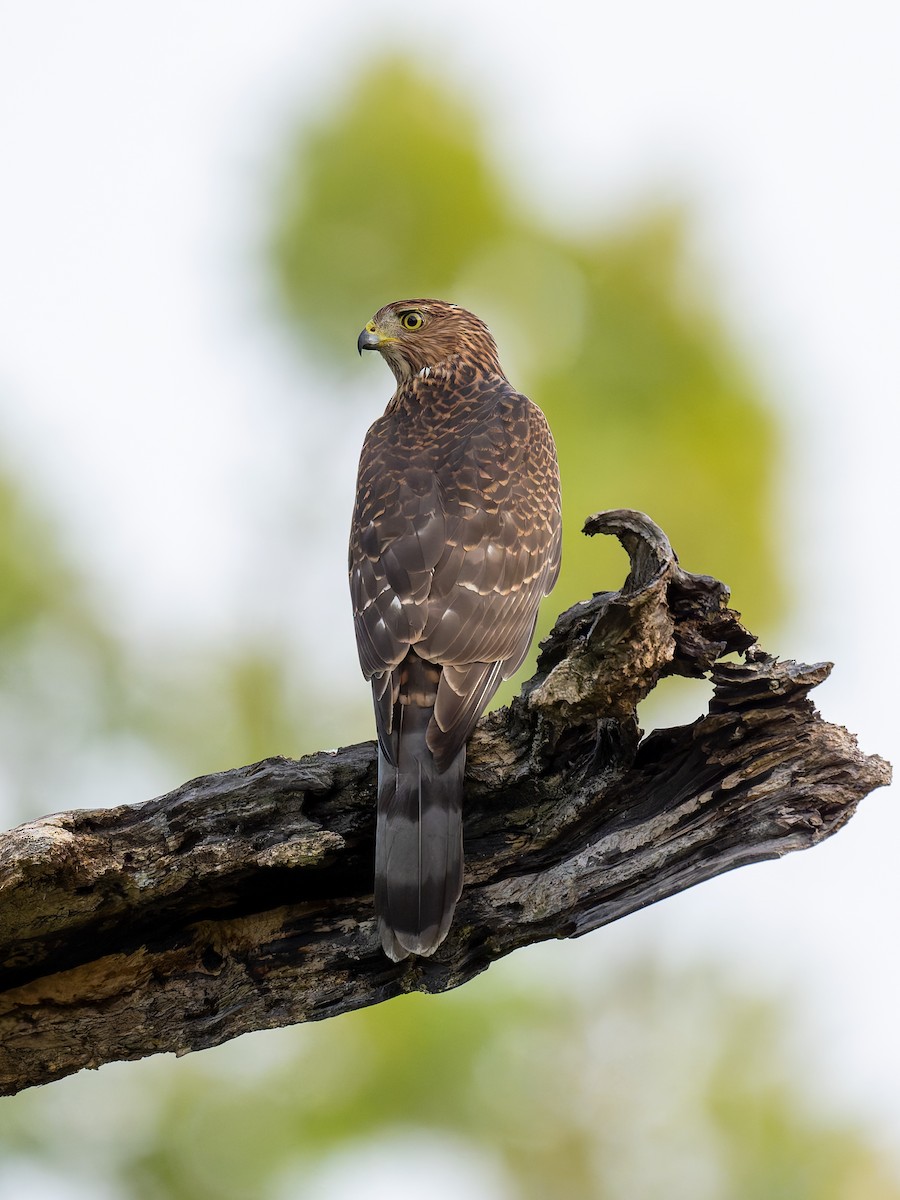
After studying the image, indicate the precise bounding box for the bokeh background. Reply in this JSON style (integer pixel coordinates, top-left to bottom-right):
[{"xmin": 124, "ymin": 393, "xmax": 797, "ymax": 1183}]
[{"xmin": 1, "ymin": 3, "xmax": 898, "ymax": 1197}]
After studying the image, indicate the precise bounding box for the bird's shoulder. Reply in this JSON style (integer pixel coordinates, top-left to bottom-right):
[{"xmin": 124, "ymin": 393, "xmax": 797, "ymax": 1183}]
[{"xmin": 351, "ymin": 367, "xmax": 558, "ymax": 546}]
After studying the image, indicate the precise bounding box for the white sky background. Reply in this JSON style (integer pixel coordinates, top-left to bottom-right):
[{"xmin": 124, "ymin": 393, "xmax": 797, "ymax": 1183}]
[{"xmin": 1, "ymin": 0, "xmax": 899, "ymax": 1190}]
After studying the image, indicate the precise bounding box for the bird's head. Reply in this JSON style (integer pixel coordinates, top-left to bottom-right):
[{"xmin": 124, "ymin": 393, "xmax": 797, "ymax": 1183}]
[{"xmin": 357, "ymin": 299, "xmax": 502, "ymax": 383}]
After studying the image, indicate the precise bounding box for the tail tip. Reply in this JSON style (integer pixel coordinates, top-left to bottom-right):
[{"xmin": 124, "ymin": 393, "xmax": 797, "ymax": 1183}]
[{"xmin": 378, "ymin": 919, "xmax": 450, "ymax": 962}]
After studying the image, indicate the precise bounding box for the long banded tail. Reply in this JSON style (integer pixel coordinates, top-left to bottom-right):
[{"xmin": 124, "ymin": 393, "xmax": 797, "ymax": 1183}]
[{"xmin": 374, "ymin": 665, "xmax": 464, "ymax": 962}]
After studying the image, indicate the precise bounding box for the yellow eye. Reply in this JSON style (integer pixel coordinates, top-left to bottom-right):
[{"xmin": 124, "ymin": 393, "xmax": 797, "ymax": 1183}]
[{"xmin": 400, "ymin": 311, "xmax": 424, "ymax": 330}]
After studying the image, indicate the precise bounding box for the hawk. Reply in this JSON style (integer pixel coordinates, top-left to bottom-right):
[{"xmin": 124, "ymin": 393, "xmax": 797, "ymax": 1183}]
[{"xmin": 351, "ymin": 299, "xmax": 561, "ymax": 961}]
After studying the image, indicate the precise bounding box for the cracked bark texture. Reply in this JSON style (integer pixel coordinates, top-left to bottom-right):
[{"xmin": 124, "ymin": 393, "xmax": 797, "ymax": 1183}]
[{"xmin": 0, "ymin": 510, "xmax": 890, "ymax": 1095}]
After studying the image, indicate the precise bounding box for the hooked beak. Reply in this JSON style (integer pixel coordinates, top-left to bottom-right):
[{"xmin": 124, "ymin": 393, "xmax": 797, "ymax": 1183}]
[{"xmin": 357, "ymin": 326, "xmax": 381, "ymax": 356}]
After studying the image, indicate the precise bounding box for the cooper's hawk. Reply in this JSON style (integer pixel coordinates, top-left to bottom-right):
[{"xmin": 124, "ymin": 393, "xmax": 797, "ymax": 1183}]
[{"xmin": 351, "ymin": 299, "xmax": 561, "ymax": 961}]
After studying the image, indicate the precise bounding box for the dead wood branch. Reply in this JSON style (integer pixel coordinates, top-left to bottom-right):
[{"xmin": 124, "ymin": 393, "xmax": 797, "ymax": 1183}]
[{"xmin": 0, "ymin": 510, "xmax": 890, "ymax": 1095}]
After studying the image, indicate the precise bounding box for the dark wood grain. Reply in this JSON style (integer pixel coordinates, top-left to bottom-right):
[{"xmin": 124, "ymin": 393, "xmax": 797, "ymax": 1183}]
[{"xmin": 0, "ymin": 511, "xmax": 889, "ymax": 1094}]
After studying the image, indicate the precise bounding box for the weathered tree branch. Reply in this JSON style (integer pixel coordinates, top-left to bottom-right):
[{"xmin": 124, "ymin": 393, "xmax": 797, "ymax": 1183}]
[{"xmin": 0, "ymin": 511, "xmax": 890, "ymax": 1095}]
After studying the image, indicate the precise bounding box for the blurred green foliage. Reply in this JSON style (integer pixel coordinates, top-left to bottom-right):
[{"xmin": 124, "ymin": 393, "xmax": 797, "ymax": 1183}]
[
  {"xmin": 0, "ymin": 462, "xmax": 135, "ymax": 813},
  {"xmin": 0, "ymin": 49, "xmax": 891, "ymax": 1200},
  {"xmin": 271, "ymin": 58, "xmax": 781, "ymax": 695},
  {"xmin": 2, "ymin": 961, "xmax": 898, "ymax": 1200},
  {"xmin": 0, "ymin": 474, "xmax": 75, "ymax": 640},
  {"xmin": 0, "ymin": 448, "xmax": 341, "ymax": 814}
]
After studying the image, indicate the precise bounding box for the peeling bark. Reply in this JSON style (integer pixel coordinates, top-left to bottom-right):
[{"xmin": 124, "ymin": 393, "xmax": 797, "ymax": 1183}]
[{"xmin": 0, "ymin": 511, "xmax": 890, "ymax": 1095}]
